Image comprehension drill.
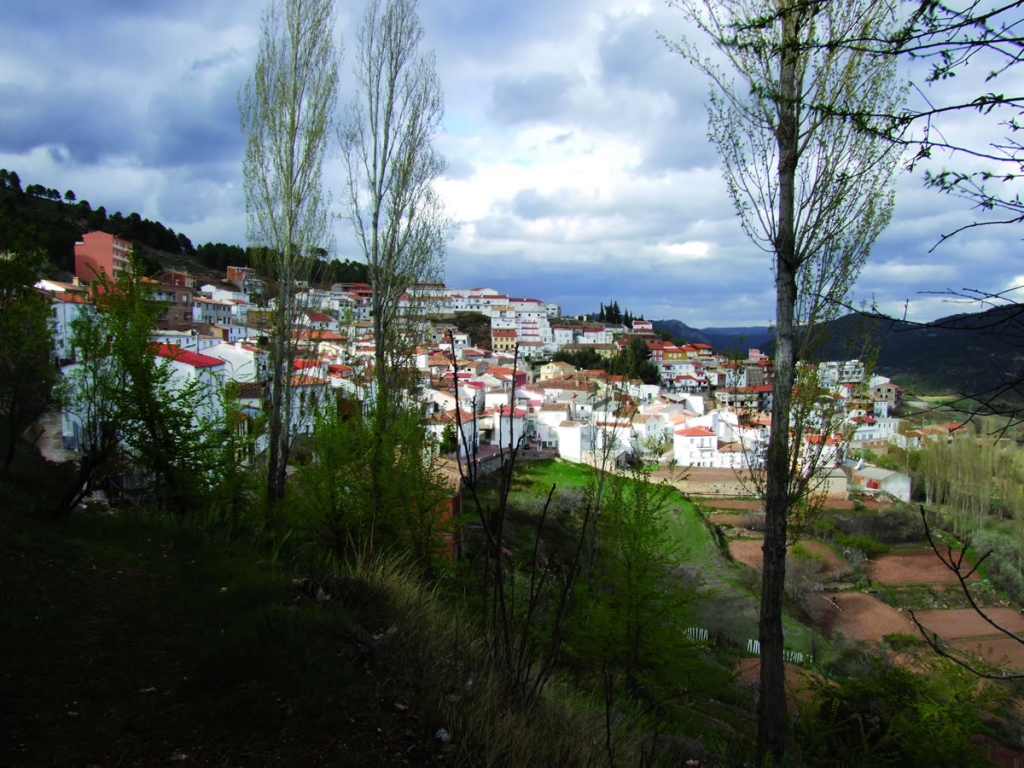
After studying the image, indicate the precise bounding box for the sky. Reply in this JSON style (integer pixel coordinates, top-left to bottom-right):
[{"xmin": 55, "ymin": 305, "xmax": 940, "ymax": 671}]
[{"xmin": 2, "ymin": 0, "xmax": 1022, "ymax": 328}]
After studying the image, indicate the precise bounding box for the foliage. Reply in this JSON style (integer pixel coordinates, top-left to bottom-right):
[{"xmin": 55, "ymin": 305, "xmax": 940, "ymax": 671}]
[
  {"xmin": 915, "ymin": 436, "xmax": 1024, "ymax": 539},
  {"xmin": 56, "ymin": 261, "xmax": 222, "ymax": 516},
  {"xmin": 667, "ymin": 0, "xmax": 903, "ymax": 758},
  {"xmin": 596, "ymin": 299, "xmax": 643, "ymax": 326},
  {"xmin": 449, "ymin": 312, "xmax": 491, "ymax": 351},
  {"xmin": 318, "ymin": 256, "xmax": 369, "ymax": 287},
  {"xmin": 294, "ymin": 401, "xmax": 453, "ymax": 572},
  {"xmin": 569, "ymin": 464, "xmax": 697, "ymax": 701},
  {"xmin": 553, "ymin": 345, "xmax": 606, "ymax": 371},
  {"xmin": 833, "ymin": 532, "xmax": 888, "ymax": 560},
  {"xmin": 966, "ymin": 528, "xmax": 1024, "ymax": 604},
  {"xmin": 240, "ymin": 0, "xmax": 340, "ymax": 506},
  {"xmin": 195, "ymin": 241, "xmax": 251, "ymax": 272},
  {"xmin": 606, "ymin": 336, "xmax": 661, "ymax": 384},
  {"xmin": 555, "ymin": 335, "xmax": 661, "ymax": 384},
  {"xmin": 341, "ymin": 0, "xmax": 447, "ymax": 419},
  {"xmin": 0, "ymin": 246, "xmax": 56, "ymax": 472},
  {"xmin": 798, "ymin": 657, "xmax": 992, "ymax": 766}
]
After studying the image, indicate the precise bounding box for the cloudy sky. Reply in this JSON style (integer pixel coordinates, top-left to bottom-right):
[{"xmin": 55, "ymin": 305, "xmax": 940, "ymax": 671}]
[{"xmin": 2, "ymin": 0, "xmax": 1021, "ymax": 327}]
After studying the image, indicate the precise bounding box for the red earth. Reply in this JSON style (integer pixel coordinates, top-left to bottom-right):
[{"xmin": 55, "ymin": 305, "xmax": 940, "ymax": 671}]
[
  {"xmin": 913, "ymin": 608, "xmax": 1024, "ymax": 670},
  {"xmin": 728, "ymin": 539, "xmax": 847, "ymax": 575},
  {"xmin": 824, "ymin": 593, "xmax": 914, "ymax": 642},
  {"xmin": 867, "ymin": 549, "xmax": 979, "ymax": 585},
  {"xmin": 703, "ymin": 499, "xmax": 763, "ymax": 511}
]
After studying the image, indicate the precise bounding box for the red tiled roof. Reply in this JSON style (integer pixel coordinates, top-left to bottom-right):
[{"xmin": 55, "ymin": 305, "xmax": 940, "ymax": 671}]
[
  {"xmin": 675, "ymin": 426, "xmax": 716, "ymax": 437},
  {"xmin": 153, "ymin": 344, "xmax": 224, "ymax": 369}
]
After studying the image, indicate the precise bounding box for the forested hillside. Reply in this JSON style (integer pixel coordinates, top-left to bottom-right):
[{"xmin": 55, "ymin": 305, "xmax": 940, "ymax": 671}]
[{"xmin": 0, "ymin": 170, "xmax": 367, "ymax": 285}]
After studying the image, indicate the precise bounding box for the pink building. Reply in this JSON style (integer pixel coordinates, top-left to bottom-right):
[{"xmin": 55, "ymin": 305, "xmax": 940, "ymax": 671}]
[{"xmin": 74, "ymin": 231, "xmax": 132, "ymax": 282}]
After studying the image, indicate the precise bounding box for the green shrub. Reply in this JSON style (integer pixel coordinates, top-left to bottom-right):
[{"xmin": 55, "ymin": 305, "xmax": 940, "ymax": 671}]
[
  {"xmin": 971, "ymin": 529, "xmax": 1024, "ymax": 603},
  {"xmin": 834, "ymin": 532, "xmax": 888, "ymax": 558},
  {"xmin": 798, "ymin": 657, "xmax": 991, "ymax": 766},
  {"xmin": 791, "ymin": 542, "xmax": 825, "ymax": 562}
]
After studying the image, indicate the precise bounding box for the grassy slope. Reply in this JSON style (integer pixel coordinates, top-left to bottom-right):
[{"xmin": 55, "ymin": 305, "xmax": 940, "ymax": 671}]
[
  {"xmin": 0, "ymin": 509, "xmax": 445, "ymax": 767},
  {"xmin": 509, "ymin": 460, "xmax": 827, "ymax": 655}
]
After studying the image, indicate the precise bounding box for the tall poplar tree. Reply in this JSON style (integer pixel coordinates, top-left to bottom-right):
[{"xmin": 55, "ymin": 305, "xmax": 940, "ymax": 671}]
[
  {"xmin": 240, "ymin": 0, "xmax": 340, "ymax": 505},
  {"xmin": 341, "ymin": 0, "xmax": 446, "ymax": 420},
  {"xmin": 340, "ymin": 0, "xmax": 446, "ymax": 550},
  {"xmin": 666, "ymin": 0, "xmax": 903, "ymax": 760}
]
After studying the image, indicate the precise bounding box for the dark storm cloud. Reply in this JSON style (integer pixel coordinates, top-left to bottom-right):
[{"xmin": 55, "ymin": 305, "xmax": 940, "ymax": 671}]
[
  {"xmin": 0, "ymin": 83, "xmax": 140, "ymax": 164},
  {"xmin": 421, "ymin": 0, "xmax": 583, "ymax": 60},
  {"xmin": 144, "ymin": 64, "xmax": 248, "ymax": 169}
]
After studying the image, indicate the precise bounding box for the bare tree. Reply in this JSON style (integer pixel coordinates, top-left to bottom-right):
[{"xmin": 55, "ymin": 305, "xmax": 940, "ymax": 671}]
[
  {"xmin": 665, "ymin": 0, "xmax": 903, "ymax": 759},
  {"xmin": 240, "ymin": 0, "xmax": 340, "ymax": 505},
  {"xmin": 340, "ymin": 0, "xmax": 446, "ymax": 420}
]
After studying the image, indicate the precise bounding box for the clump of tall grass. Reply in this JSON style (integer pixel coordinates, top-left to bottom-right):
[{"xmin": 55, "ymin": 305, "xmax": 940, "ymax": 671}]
[{"xmin": 354, "ymin": 556, "xmax": 656, "ymax": 767}]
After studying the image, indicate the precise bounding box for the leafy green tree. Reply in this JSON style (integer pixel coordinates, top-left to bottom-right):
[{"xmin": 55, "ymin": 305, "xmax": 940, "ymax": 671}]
[
  {"xmin": 607, "ymin": 336, "xmax": 660, "ymax": 384},
  {"xmin": 63, "ymin": 190, "xmax": 75, "ymax": 204},
  {"xmin": 553, "ymin": 346, "xmax": 604, "ymax": 372},
  {"xmin": 104, "ymin": 278, "xmax": 218, "ymax": 515},
  {"xmin": 565, "ymin": 463, "xmax": 714, "ymax": 763},
  {"xmin": 0, "ymin": 248, "xmax": 56, "ymax": 472},
  {"xmin": 582, "ymin": 466, "xmax": 690, "ymax": 692},
  {"xmin": 56, "ymin": 261, "xmax": 219, "ymax": 516}
]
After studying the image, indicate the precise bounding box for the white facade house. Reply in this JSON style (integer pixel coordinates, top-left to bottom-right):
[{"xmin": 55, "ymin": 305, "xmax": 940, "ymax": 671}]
[
  {"xmin": 202, "ymin": 341, "xmax": 266, "ymax": 383},
  {"xmin": 427, "ymin": 408, "xmax": 480, "ymax": 459},
  {"xmin": 153, "ymin": 345, "xmax": 226, "ymax": 426},
  {"xmin": 673, "ymin": 426, "xmax": 718, "ymax": 467},
  {"xmin": 483, "ymin": 405, "xmax": 527, "ymax": 449},
  {"xmin": 47, "ymin": 292, "xmax": 90, "ymax": 363},
  {"xmin": 289, "ymin": 372, "xmax": 333, "ymax": 435},
  {"xmin": 555, "ymin": 420, "xmax": 594, "ymax": 463}
]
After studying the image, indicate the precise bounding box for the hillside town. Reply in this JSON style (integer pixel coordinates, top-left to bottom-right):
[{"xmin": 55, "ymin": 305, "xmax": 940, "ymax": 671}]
[{"xmin": 30, "ymin": 230, "xmax": 937, "ymax": 503}]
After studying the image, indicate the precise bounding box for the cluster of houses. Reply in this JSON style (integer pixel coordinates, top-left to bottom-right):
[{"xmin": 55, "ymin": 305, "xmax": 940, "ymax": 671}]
[{"xmin": 34, "ymin": 230, "xmax": 949, "ymax": 503}]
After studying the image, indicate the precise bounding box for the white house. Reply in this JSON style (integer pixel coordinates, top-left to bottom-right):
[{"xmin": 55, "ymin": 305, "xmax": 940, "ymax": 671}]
[
  {"xmin": 673, "ymin": 426, "xmax": 718, "ymax": 467},
  {"xmin": 555, "ymin": 420, "xmax": 595, "ymax": 463},
  {"xmin": 482, "ymin": 405, "xmax": 527, "ymax": 450},
  {"xmin": 427, "ymin": 408, "xmax": 480, "ymax": 459},
  {"xmin": 288, "ymin": 372, "xmax": 333, "ymax": 435},
  {"xmin": 202, "ymin": 341, "xmax": 266, "ymax": 383},
  {"xmin": 153, "ymin": 344, "xmax": 227, "ymax": 426},
  {"xmin": 848, "ymin": 465, "xmax": 911, "ymax": 502}
]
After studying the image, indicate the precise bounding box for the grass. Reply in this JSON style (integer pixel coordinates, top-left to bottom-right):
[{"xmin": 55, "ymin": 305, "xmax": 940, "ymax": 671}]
[
  {"xmin": 0, "ymin": 507, "xmax": 439, "ymax": 766},
  {"xmin": 508, "ymin": 460, "xmax": 720, "ymax": 570},
  {"xmin": 511, "ymin": 457, "xmax": 593, "ymax": 490},
  {"xmin": 0, "ymin": 495, "xmax": 679, "ymax": 767}
]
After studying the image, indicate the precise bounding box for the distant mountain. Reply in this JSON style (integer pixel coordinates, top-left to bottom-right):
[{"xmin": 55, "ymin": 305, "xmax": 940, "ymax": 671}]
[
  {"xmin": 650, "ymin": 320, "xmax": 712, "ymax": 346},
  {"xmin": 699, "ymin": 326, "xmax": 775, "ymax": 354},
  {"xmin": 651, "ymin": 320, "xmax": 774, "ymax": 353},
  {"xmin": 654, "ymin": 308, "xmax": 1024, "ymax": 401},
  {"xmin": 813, "ymin": 308, "xmax": 1024, "ymax": 399}
]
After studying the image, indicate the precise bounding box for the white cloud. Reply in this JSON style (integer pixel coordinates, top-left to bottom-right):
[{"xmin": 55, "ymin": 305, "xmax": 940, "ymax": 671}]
[{"xmin": 1, "ymin": 0, "xmax": 1021, "ymax": 328}]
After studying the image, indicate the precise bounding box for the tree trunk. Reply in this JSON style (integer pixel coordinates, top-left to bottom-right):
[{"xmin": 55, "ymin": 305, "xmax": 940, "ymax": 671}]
[{"xmin": 757, "ymin": 7, "xmax": 800, "ymax": 763}]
